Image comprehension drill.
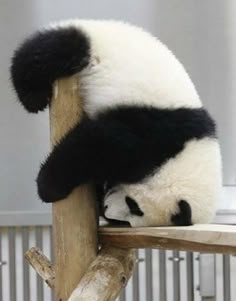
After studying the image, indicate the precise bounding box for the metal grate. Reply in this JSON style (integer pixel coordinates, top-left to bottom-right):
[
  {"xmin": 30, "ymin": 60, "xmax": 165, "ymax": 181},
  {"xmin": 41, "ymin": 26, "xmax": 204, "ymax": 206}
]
[{"xmin": 0, "ymin": 226, "xmax": 235, "ymax": 301}]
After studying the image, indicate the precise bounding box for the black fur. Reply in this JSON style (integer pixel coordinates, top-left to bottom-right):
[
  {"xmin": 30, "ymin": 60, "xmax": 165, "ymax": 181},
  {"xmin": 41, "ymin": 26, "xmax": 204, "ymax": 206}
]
[
  {"xmin": 171, "ymin": 200, "xmax": 192, "ymax": 226},
  {"xmin": 10, "ymin": 27, "xmax": 90, "ymax": 113},
  {"xmin": 96, "ymin": 183, "xmax": 106, "ymax": 215},
  {"xmin": 125, "ymin": 196, "xmax": 144, "ymax": 216},
  {"xmin": 36, "ymin": 106, "xmax": 216, "ymax": 203},
  {"xmin": 96, "ymin": 183, "xmax": 113, "ymax": 216}
]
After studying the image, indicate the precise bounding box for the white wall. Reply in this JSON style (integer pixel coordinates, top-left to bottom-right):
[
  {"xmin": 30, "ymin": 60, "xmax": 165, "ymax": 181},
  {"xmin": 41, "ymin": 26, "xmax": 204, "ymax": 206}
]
[
  {"xmin": 0, "ymin": 1, "xmax": 50, "ymax": 215},
  {"xmin": 0, "ymin": 0, "xmax": 235, "ymax": 223}
]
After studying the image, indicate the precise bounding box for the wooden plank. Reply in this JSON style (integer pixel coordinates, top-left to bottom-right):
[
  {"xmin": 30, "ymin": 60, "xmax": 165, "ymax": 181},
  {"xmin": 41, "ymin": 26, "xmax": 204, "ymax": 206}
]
[
  {"xmin": 99, "ymin": 224, "xmax": 236, "ymax": 254},
  {"xmin": 50, "ymin": 77, "xmax": 97, "ymax": 301}
]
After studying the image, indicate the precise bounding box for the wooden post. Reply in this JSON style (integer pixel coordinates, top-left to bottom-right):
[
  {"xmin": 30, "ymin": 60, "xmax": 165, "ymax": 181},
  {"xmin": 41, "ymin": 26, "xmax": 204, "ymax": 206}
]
[{"xmin": 50, "ymin": 77, "xmax": 97, "ymax": 301}]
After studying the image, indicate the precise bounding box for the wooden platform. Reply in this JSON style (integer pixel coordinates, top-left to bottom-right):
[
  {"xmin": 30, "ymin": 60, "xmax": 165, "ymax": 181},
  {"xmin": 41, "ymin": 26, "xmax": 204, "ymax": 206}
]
[{"xmin": 99, "ymin": 224, "xmax": 236, "ymax": 254}]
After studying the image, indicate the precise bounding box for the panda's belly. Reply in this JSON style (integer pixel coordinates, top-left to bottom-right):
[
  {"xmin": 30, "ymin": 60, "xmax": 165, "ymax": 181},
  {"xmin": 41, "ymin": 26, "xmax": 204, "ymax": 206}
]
[
  {"xmin": 75, "ymin": 20, "xmax": 202, "ymax": 118},
  {"xmin": 79, "ymin": 60, "xmax": 201, "ymax": 119},
  {"xmin": 104, "ymin": 137, "xmax": 222, "ymax": 227}
]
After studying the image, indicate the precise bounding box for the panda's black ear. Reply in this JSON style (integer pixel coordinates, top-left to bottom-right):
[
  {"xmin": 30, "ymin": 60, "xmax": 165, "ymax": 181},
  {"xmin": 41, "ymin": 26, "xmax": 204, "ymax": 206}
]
[
  {"xmin": 10, "ymin": 27, "xmax": 90, "ymax": 113},
  {"xmin": 171, "ymin": 200, "xmax": 192, "ymax": 226}
]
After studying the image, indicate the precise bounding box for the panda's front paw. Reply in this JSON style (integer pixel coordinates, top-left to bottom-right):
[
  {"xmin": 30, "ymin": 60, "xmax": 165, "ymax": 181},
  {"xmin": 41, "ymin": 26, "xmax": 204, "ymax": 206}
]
[{"xmin": 37, "ymin": 163, "xmax": 72, "ymax": 203}]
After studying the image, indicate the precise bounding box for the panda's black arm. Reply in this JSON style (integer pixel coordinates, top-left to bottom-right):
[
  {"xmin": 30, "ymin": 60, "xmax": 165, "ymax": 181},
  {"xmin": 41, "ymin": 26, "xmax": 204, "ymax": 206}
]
[
  {"xmin": 37, "ymin": 115, "xmax": 156, "ymax": 203},
  {"xmin": 37, "ymin": 107, "xmax": 215, "ymax": 203}
]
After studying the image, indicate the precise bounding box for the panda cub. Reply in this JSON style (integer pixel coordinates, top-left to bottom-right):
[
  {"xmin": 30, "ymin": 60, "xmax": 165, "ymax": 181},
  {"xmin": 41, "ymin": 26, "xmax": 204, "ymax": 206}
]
[{"xmin": 10, "ymin": 20, "xmax": 222, "ymax": 227}]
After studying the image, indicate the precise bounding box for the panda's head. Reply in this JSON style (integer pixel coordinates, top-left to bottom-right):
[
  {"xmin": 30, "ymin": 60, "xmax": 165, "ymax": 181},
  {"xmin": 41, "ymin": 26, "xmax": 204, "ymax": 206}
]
[{"xmin": 103, "ymin": 184, "xmax": 195, "ymax": 227}]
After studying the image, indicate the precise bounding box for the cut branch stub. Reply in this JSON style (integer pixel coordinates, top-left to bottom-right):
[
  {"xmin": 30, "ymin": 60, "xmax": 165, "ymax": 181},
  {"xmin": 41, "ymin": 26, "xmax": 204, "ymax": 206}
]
[
  {"xmin": 68, "ymin": 246, "xmax": 136, "ymax": 301},
  {"xmin": 25, "ymin": 247, "xmax": 55, "ymax": 289}
]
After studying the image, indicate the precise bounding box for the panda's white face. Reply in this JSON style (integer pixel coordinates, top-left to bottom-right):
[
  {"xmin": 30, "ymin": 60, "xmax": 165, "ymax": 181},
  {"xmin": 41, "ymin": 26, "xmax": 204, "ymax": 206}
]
[
  {"xmin": 104, "ymin": 188, "xmax": 149, "ymax": 227},
  {"xmin": 103, "ymin": 185, "xmax": 172, "ymax": 227}
]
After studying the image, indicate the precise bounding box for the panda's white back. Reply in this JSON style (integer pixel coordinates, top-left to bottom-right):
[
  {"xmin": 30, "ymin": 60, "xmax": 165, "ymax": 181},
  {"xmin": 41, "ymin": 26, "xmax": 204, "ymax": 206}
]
[{"xmin": 53, "ymin": 20, "xmax": 202, "ymax": 117}]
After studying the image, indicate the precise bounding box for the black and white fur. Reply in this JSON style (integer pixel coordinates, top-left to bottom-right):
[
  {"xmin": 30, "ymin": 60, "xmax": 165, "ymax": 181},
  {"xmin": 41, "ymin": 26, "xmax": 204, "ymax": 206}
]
[{"xmin": 10, "ymin": 20, "xmax": 222, "ymax": 226}]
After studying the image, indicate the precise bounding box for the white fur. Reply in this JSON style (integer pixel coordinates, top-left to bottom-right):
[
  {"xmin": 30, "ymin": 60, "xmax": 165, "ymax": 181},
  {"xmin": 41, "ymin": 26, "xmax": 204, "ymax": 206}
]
[
  {"xmin": 52, "ymin": 20, "xmax": 202, "ymax": 117},
  {"xmin": 105, "ymin": 138, "xmax": 222, "ymax": 226}
]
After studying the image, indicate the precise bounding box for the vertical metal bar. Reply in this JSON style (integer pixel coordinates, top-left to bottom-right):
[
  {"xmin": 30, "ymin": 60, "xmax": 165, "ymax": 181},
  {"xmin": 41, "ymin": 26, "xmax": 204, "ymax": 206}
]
[
  {"xmin": 8, "ymin": 227, "xmax": 16, "ymax": 301},
  {"xmin": 199, "ymin": 254, "xmax": 216, "ymax": 300},
  {"xmin": 49, "ymin": 226, "xmax": 54, "ymax": 262},
  {"xmin": 159, "ymin": 250, "xmax": 167, "ymax": 301},
  {"xmin": 223, "ymin": 255, "xmax": 231, "ymax": 301},
  {"xmin": 132, "ymin": 250, "xmax": 139, "ymax": 301},
  {"xmin": 186, "ymin": 252, "xmax": 194, "ymax": 301},
  {"xmin": 22, "ymin": 227, "xmax": 30, "ymax": 301},
  {"xmin": 35, "ymin": 226, "xmax": 44, "ymax": 301},
  {"xmin": 172, "ymin": 250, "xmax": 180, "ymax": 301},
  {"xmin": 119, "ymin": 287, "xmax": 126, "ymax": 301},
  {"xmin": 145, "ymin": 249, "xmax": 153, "ymax": 301},
  {"xmin": 0, "ymin": 230, "xmax": 2, "ymax": 301}
]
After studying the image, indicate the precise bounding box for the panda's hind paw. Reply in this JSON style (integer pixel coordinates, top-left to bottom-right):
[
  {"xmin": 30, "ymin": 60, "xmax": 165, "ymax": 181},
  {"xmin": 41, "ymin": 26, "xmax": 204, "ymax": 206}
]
[{"xmin": 36, "ymin": 163, "xmax": 72, "ymax": 203}]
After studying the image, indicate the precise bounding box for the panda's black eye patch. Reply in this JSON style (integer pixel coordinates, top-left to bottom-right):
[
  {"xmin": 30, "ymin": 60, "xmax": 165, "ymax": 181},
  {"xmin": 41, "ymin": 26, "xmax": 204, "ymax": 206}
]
[{"xmin": 125, "ymin": 196, "xmax": 144, "ymax": 216}]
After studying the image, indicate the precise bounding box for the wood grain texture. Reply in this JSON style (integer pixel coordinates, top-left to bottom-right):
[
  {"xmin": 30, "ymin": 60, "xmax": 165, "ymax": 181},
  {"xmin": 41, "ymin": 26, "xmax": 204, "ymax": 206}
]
[
  {"xmin": 50, "ymin": 77, "xmax": 97, "ymax": 301},
  {"xmin": 99, "ymin": 224, "xmax": 236, "ymax": 254},
  {"xmin": 68, "ymin": 247, "xmax": 136, "ymax": 301},
  {"xmin": 25, "ymin": 247, "xmax": 55, "ymax": 288}
]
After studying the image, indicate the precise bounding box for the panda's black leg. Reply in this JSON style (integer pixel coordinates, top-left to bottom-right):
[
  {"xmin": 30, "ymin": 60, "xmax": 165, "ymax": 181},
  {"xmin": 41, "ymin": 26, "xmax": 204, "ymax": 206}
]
[{"xmin": 37, "ymin": 112, "xmax": 159, "ymax": 203}]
